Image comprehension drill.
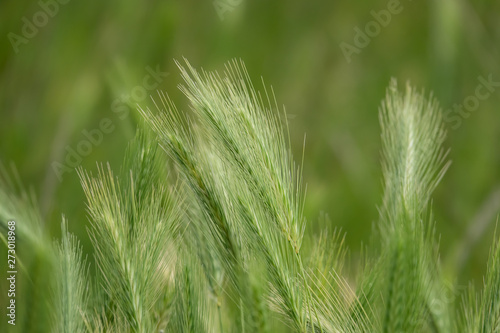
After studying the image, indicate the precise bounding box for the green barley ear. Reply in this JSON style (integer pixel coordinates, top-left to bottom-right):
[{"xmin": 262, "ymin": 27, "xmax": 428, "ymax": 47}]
[
  {"xmin": 53, "ymin": 217, "xmax": 89, "ymax": 333},
  {"xmin": 361, "ymin": 80, "xmax": 452, "ymax": 332},
  {"xmin": 379, "ymin": 79, "xmax": 450, "ymax": 227},
  {"xmin": 175, "ymin": 59, "xmax": 312, "ymax": 330},
  {"xmin": 79, "ymin": 130, "xmax": 180, "ymax": 332}
]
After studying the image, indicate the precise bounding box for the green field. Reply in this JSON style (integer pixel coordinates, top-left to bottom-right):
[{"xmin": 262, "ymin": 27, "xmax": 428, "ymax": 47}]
[{"xmin": 1, "ymin": 1, "xmax": 500, "ymax": 332}]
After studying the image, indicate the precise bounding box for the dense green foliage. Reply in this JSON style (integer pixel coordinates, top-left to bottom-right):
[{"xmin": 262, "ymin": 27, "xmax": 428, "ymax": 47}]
[{"xmin": 1, "ymin": 61, "xmax": 499, "ymax": 332}]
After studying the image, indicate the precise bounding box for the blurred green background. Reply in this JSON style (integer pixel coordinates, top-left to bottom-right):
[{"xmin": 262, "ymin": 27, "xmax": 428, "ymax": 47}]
[{"xmin": 1, "ymin": 0, "xmax": 499, "ymax": 287}]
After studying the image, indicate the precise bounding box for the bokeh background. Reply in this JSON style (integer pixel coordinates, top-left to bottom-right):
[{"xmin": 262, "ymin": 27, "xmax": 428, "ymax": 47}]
[{"xmin": 1, "ymin": 0, "xmax": 499, "ymax": 289}]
